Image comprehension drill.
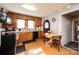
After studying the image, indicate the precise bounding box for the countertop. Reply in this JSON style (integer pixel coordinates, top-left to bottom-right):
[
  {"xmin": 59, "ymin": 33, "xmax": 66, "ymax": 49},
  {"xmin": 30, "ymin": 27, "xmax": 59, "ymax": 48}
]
[{"xmin": 16, "ymin": 30, "xmax": 43, "ymax": 32}]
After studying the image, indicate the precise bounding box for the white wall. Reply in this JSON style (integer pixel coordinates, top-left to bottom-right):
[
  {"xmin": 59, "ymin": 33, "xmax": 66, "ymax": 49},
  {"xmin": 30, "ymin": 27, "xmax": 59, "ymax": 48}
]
[
  {"xmin": 61, "ymin": 16, "xmax": 72, "ymax": 45},
  {"xmin": 72, "ymin": 18, "xmax": 76, "ymax": 42},
  {"xmin": 43, "ymin": 3, "xmax": 79, "ymax": 45},
  {"xmin": 43, "ymin": 12, "xmax": 61, "ymax": 34}
]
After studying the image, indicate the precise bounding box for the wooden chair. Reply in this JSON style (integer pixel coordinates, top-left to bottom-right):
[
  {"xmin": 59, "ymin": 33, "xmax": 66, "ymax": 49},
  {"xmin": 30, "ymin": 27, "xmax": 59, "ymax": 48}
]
[
  {"xmin": 16, "ymin": 32, "xmax": 24, "ymax": 46},
  {"xmin": 43, "ymin": 32, "xmax": 50, "ymax": 45},
  {"xmin": 43, "ymin": 35, "xmax": 50, "ymax": 44},
  {"xmin": 50, "ymin": 36, "xmax": 62, "ymax": 51}
]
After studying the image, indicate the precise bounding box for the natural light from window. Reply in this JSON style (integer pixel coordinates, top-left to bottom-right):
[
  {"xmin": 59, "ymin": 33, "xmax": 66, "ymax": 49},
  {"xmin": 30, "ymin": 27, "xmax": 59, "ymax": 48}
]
[
  {"xmin": 28, "ymin": 20, "xmax": 35, "ymax": 29},
  {"xmin": 17, "ymin": 19, "xmax": 25, "ymax": 28}
]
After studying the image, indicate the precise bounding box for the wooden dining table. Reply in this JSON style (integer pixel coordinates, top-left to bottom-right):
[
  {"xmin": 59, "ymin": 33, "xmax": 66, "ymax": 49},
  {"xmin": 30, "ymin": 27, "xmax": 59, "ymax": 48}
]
[
  {"xmin": 45, "ymin": 33, "xmax": 61, "ymax": 40},
  {"xmin": 45, "ymin": 33, "xmax": 61, "ymax": 38},
  {"xmin": 45, "ymin": 33, "xmax": 62, "ymax": 51}
]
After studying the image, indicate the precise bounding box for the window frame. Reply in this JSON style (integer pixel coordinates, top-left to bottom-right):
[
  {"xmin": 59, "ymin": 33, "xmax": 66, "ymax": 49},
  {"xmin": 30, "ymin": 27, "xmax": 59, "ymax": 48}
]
[
  {"xmin": 28, "ymin": 20, "xmax": 35, "ymax": 29},
  {"xmin": 17, "ymin": 19, "xmax": 26, "ymax": 29}
]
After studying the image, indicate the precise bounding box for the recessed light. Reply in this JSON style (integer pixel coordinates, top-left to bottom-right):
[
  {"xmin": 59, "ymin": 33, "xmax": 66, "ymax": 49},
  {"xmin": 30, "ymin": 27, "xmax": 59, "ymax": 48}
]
[{"xmin": 22, "ymin": 4, "xmax": 36, "ymax": 11}]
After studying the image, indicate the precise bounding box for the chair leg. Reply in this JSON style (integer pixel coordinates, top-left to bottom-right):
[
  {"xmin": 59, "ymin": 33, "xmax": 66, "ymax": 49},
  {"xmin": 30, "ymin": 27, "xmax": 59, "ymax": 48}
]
[
  {"xmin": 49, "ymin": 43, "xmax": 52, "ymax": 48},
  {"xmin": 43, "ymin": 39, "xmax": 46, "ymax": 45},
  {"xmin": 57, "ymin": 46, "xmax": 60, "ymax": 52},
  {"xmin": 60, "ymin": 45, "xmax": 62, "ymax": 48}
]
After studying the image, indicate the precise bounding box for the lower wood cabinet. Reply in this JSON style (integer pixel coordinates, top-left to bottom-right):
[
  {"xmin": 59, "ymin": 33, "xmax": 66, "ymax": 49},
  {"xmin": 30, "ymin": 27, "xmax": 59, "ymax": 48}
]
[
  {"xmin": 26, "ymin": 32, "xmax": 33, "ymax": 40},
  {"xmin": 38, "ymin": 31, "xmax": 43, "ymax": 39},
  {"xmin": 18, "ymin": 32, "xmax": 32, "ymax": 41},
  {"xmin": 17, "ymin": 31, "xmax": 43, "ymax": 46},
  {"xmin": 16, "ymin": 32, "xmax": 32, "ymax": 46}
]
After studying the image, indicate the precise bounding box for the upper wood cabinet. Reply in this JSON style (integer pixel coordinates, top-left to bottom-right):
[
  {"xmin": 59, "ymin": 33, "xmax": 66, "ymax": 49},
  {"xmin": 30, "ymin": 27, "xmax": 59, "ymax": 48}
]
[
  {"xmin": 7, "ymin": 12, "xmax": 42, "ymax": 28},
  {"xmin": 35, "ymin": 18, "xmax": 42, "ymax": 27},
  {"xmin": 39, "ymin": 19, "xmax": 42, "ymax": 26},
  {"xmin": 35, "ymin": 19, "xmax": 39, "ymax": 27}
]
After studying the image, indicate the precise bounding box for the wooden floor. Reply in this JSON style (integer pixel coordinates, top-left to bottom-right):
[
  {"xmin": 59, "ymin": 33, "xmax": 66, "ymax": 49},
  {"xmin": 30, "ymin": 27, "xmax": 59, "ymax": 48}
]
[{"xmin": 24, "ymin": 39, "xmax": 78, "ymax": 55}]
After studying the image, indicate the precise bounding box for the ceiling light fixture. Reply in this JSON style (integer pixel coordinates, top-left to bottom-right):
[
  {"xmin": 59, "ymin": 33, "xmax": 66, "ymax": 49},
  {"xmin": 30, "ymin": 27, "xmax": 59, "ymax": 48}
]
[{"xmin": 22, "ymin": 4, "xmax": 36, "ymax": 11}]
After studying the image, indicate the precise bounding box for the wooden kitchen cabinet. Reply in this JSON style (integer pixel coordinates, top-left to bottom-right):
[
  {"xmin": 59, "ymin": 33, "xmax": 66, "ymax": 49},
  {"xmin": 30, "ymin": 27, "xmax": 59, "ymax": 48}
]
[
  {"xmin": 38, "ymin": 19, "xmax": 42, "ymax": 26},
  {"xmin": 26, "ymin": 32, "xmax": 33, "ymax": 40},
  {"xmin": 19, "ymin": 31, "xmax": 42, "ymax": 40},
  {"xmin": 35, "ymin": 19, "xmax": 42, "ymax": 27},
  {"xmin": 18, "ymin": 32, "xmax": 24, "ymax": 41},
  {"xmin": 22, "ymin": 32, "xmax": 28, "ymax": 41},
  {"xmin": 35, "ymin": 19, "xmax": 39, "ymax": 27},
  {"xmin": 38, "ymin": 31, "xmax": 43, "ymax": 39},
  {"xmin": 18, "ymin": 32, "xmax": 33, "ymax": 41},
  {"xmin": 17, "ymin": 32, "xmax": 33, "ymax": 46},
  {"xmin": 16, "ymin": 32, "xmax": 24, "ymax": 46},
  {"xmin": 17, "ymin": 31, "xmax": 43, "ymax": 46}
]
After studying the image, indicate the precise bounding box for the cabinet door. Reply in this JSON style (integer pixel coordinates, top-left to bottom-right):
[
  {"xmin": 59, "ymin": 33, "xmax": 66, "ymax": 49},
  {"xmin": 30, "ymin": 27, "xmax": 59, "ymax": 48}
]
[
  {"xmin": 12, "ymin": 19, "xmax": 16, "ymax": 27},
  {"xmin": 35, "ymin": 19, "xmax": 39, "ymax": 27},
  {"xmin": 38, "ymin": 31, "xmax": 42, "ymax": 39},
  {"xmin": 18, "ymin": 32, "xmax": 32, "ymax": 41},
  {"xmin": 18, "ymin": 32, "xmax": 24, "ymax": 41},
  {"xmin": 38, "ymin": 19, "xmax": 42, "ymax": 26},
  {"xmin": 23, "ymin": 32, "xmax": 28, "ymax": 41},
  {"xmin": 35, "ymin": 19, "xmax": 42, "ymax": 27},
  {"xmin": 26, "ymin": 32, "xmax": 33, "ymax": 40}
]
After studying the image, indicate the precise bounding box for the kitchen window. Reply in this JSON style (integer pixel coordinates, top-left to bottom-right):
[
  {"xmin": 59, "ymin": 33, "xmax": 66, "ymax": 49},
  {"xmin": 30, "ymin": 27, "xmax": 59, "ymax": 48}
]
[
  {"xmin": 17, "ymin": 19, "xmax": 25, "ymax": 28},
  {"xmin": 28, "ymin": 20, "xmax": 35, "ymax": 29}
]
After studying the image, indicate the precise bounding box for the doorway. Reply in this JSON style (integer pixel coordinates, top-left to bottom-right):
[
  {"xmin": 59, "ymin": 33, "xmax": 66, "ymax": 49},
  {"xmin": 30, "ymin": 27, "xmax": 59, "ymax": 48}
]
[
  {"xmin": 62, "ymin": 10, "xmax": 79, "ymax": 52},
  {"xmin": 43, "ymin": 20, "xmax": 50, "ymax": 33},
  {"xmin": 74, "ymin": 19, "xmax": 79, "ymax": 41}
]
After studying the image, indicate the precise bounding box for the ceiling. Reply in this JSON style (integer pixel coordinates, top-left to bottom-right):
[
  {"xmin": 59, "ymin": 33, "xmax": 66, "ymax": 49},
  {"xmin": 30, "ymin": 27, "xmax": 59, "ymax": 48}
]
[
  {"xmin": 0, "ymin": 3, "xmax": 70, "ymax": 17},
  {"xmin": 63, "ymin": 10, "xmax": 79, "ymax": 18}
]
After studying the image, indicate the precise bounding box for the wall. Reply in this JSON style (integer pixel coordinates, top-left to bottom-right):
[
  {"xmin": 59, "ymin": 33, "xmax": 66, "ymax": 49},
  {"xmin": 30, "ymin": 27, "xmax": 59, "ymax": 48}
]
[
  {"xmin": 61, "ymin": 16, "xmax": 72, "ymax": 45},
  {"xmin": 43, "ymin": 3, "xmax": 79, "ymax": 45},
  {"xmin": 72, "ymin": 18, "xmax": 76, "ymax": 42},
  {"xmin": 43, "ymin": 12, "xmax": 61, "ymax": 33}
]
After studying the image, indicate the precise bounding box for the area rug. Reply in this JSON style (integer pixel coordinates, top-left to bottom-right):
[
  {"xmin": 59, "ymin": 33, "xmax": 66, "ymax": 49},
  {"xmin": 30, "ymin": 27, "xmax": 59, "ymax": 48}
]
[
  {"xmin": 28, "ymin": 47, "xmax": 46, "ymax": 55},
  {"xmin": 16, "ymin": 45, "xmax": 25, "ymax": 54},
  {"xmin": 16, "ymin": 40, "xmax": 36, "ymax": 54},
  {"xmin": 64, "ymin": 41, "xmax": 78, "ymax": 52}
]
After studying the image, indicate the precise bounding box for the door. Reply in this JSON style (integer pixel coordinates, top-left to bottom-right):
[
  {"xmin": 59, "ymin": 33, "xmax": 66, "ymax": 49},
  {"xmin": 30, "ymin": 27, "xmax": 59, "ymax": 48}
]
[
  {"xmin": 74, "ymin": 20, "xmax": 79, "ymax": 41},
  {"xmin": 43, "ymin": 20, "xmax": 50, "ymax": 33}
]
